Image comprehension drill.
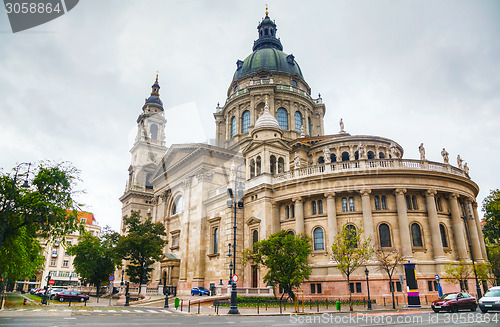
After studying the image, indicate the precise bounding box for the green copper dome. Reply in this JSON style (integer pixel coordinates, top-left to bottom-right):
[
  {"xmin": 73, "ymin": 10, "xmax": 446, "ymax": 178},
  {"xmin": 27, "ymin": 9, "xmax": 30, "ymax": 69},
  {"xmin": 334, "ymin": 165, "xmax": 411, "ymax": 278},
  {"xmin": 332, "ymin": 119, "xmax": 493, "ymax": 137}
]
[{"xmin": 233, "ymin": 48, "xmax": 304, "ymax": 80}]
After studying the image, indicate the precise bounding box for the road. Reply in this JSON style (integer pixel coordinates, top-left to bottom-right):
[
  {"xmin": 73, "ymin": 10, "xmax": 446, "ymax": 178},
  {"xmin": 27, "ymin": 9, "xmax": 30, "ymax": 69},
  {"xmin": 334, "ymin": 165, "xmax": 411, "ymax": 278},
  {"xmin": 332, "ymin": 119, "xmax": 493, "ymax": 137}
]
[{"xmin": 0, "ymin": 309, "xmax": 498, "ymax": 326}]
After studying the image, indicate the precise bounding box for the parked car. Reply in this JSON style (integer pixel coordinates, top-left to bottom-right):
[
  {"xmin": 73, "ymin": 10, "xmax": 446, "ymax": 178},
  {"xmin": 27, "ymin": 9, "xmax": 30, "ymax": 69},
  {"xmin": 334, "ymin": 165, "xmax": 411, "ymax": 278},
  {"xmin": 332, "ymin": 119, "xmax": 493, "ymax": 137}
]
[
  {"xmin": 191, "ymin": 286, "xmax": 210, "ymax": 296},
  {"xmin": 48, "ymin": 288, "xmax": 65, "ymax": 300},
  {"xmin": 478, "ymin": 286, "xmax": 500, "ymax": 313},
  {"xmin": 56, "ymin": 290, "xmax": 89, "ymax": 302},
  {"xmin": 30, "ymin": 288, "xmax": 43, "ymax": 295},
  {"xmin": 34, "ymin": 288, "xmax": 47, "ymax": 296},
  {"xmin": 432, "ymin": 292, "xmax": 477, "ymax": 313}
]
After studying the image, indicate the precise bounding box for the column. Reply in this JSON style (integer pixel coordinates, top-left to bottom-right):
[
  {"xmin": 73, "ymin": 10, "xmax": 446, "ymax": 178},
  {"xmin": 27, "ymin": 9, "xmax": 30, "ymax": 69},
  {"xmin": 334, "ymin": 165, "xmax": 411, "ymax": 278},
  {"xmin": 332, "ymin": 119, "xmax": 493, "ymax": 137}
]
[
  {"xmin": 293, "ymin": 197, "xmax": 304, "ymax": 234},
  {"xmin": 472, "ymin": 201, "xmax": 488, "ymax": 260},
  {"xmin": 449, "ymin": 194, "xmax": 468, "ymax": 260},
  {"xmin": 395, "ymin": 189, "xmax": 413, "ymax": 259},
  {"xmin": 325, "ymin": 193, "xmax": 337, "ymax": 244},
  {"xmin": 425, "ymin": 189, "xmax": 445, "ymax": 260},
  {"xmin": 360, "ymin": 189, "xmax": 374, "ymax": 243},
  {"xmin": 466, "ymin": 200, "xmax": 483, "ymax": 261},
  {"xmin": 271, "ymin": 202, "xmax": 280, "ymax": 236}
]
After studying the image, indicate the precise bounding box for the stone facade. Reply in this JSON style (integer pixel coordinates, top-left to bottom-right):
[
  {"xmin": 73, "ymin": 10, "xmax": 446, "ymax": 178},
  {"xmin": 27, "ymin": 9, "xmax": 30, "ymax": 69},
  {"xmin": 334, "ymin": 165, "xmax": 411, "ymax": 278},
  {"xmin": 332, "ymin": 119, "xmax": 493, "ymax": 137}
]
[{"xmin": 119, "ymin": 12, "xmax": 487, "ymax": 302}]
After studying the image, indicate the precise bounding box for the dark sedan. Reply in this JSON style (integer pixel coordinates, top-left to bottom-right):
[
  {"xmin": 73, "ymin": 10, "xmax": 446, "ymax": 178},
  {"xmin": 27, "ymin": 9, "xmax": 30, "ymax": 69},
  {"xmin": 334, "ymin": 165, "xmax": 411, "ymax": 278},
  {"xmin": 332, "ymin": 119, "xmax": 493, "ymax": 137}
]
[
  {"xmin": 56, "ymin": 290, "xmax": 89, "ymax": 302},
  {"xmin": 191, "ymin": 287, "xmax": 210, "ymax": 296},
  {"xmin": 432, "ymin": 292, "xmax": 477, "ymax": 313}
]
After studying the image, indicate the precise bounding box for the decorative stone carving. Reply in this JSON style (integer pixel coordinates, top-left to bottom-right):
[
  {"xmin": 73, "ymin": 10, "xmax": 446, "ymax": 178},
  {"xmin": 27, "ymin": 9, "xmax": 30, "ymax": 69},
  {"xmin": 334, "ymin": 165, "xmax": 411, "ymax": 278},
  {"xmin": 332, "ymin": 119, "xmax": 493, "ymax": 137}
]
[
  {"xmin": 457, "ymin": 155, "xmax": 463, "ymax": 169},
  {"xmin": 339, "ymin": 118, "xmax": 345, "ymax": 133},
  {"xmin": 425, "ymin": 189, "xmax": 437, "ymax": 197},
  {"xmin": 323, "ymin": 147, "xmax": 331, "ymax": 164},
  {"xmin": 181, "ymin": 177, "xmax": 191, "ymax": 189},
  {"xmin": 441, "ymin": 148, "xmax": 449, "ymax": 164},
  {"xmin": 390, "ymin": 143, "xmax": 401, "ymax": 159},
  {"xmin": 324, "ymin": 192, "xmax": 336, "ymax": 199},
  {"xmin": 463, "ymin": 162, "xmax": 469, "ymax": 175},
  {"xmin": 196, "ymin": 169, "xmax": 214, "ymax": 182},
  {"xmin": 419, "ymin": 143, "xmax": 426, "ymax": 161},
  {"xmin": 300, "ymin": 125, "xmax": 305, "ymax": 138},
  {"xmin": 360, "ymin": 189, "xmax": 371, "ymax": 196},
  {"xmin": 394, "ymin": 188, "xmax": 407, "ymax": 195},
  {"xmin": 358, "ymin": 144, "xmax": 366, "ymax": 160},
  {"xmin": 294, "ymin": 152, "xmax": 300, "ymax": 169}
]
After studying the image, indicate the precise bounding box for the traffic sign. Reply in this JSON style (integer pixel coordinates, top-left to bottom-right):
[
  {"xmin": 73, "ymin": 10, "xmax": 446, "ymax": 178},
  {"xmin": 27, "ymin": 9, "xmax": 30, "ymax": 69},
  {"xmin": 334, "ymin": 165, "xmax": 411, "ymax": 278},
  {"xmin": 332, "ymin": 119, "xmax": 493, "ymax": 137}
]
[
  {"xmin": 109, "ymin": 275, "xmax": 115, "ymax": 282},
  {"xmin": 232, "ymin": 274, "xmax": 239, "ymax": 283},
  {"xmin": 48, "ymin": 279, "xmax": 54, "ymax": 285},
  {"xmin": 435, "ymin": 274, "xmax": 440, "ymax": 281},
  {"xmin": 398, "ymin": 275, "xmax": 404, "ymax": 285}
]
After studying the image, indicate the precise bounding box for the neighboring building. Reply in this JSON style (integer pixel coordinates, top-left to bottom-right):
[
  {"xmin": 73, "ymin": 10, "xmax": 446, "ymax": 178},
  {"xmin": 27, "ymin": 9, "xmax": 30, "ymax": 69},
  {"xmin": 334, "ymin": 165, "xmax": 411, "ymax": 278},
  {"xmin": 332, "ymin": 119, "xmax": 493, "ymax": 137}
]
[{"xmin": 120, "ymin": 11, "xmax": 487, "ymax": 300}]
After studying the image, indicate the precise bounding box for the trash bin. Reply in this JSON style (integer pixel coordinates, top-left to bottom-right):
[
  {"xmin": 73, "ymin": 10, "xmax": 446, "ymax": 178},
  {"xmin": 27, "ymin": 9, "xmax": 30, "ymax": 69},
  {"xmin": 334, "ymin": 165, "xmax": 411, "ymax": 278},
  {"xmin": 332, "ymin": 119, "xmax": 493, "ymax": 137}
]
[
  {"xmin": 336, "ymin": 300, "xmax": 341, "ymax": 311},
  {"xmin": 174, "ymin": 297, "xmax": 180, "ymax": 309}
]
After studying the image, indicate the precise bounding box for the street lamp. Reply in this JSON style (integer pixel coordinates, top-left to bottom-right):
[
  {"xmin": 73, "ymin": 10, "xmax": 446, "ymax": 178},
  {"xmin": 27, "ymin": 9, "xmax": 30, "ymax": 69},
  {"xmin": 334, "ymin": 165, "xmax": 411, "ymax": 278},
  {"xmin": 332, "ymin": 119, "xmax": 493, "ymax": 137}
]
[
  {"xmin": 121, "ymin": 268, "xmax": 124, "ymax": 286},
  {"xmin": 365, "ymin": 268, "xmax": 372, "ymax": 310},
  {"xmin": 0, "ymin": 162, "xmax": 31, "ymax": 250},
  {"xmin": 227, "ymin": 243, "xmax": 232, "ymax": 285},
  {"xmin": 461, "ymin": 201, "xmax": 482, "ymax": 299}
]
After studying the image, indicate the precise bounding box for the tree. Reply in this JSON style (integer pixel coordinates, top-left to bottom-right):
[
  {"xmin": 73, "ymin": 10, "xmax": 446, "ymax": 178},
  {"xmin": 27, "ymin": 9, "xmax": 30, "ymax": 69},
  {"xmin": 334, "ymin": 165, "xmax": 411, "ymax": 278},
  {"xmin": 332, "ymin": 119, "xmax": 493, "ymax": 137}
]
[
  {"xmin": 486, "ymin": 244, "xmax": 500, "ymax": 285},
  {"xmin": 482, "ymin": 189, "xmax": 500, "ymax": 243},
  {"xmin": 67, "ymin": 227, "xmax": 121, "ymax": 301},
  {"xmin": 375, "ymin": 248, "xmax": 405, "ymax": 309},
  {"xmin": 0, "ymin": 161, "xmax": 82, "ymax": 282},
  {"xmin": 444, "ymin": 260, "xmax": 471, "ymax": 291},
  {"xmin": 117, "ymin": 211, "xmax": 167, "ymax": 290},
  {"xmin": 475, "ymin": 261, "xmax": 494, "ymax": 293},
  {"xmin": 243, "ymin": 230, "xmax": 312, "ymax": 300},
  {"xmin": 330, "ymin": 227, "xmax": 373, "ymax": 311}
]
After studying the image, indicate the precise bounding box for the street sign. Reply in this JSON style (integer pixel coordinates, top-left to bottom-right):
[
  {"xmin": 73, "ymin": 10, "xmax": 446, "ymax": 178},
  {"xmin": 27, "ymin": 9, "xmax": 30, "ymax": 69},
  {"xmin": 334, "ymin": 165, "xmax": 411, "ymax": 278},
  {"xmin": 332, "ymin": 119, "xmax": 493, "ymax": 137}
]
[
  {"xmin": 109, "ymin": 275, "xmax": 115, "ymax": 282},
  {"xmin": 232, "ymin": 274, "xmax": 239, "ymax": 283},
  {"xmin": 48, "ymin": 279, "xmax": 54, "ymax": 285},
  {"xmin": 398, "ymin": 275, "xmax": 404, "ymax": 285},
  {"xmin": 435, "ymin": 274, "xmax": 440, "ymax": 281}
]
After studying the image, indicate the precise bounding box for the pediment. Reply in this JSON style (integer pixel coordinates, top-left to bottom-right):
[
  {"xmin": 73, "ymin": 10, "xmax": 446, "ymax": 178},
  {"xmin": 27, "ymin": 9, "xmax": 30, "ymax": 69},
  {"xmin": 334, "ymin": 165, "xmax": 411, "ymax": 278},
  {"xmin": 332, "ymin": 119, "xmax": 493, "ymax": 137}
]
[
  {"xmin": 246, "ymin": 216, "xmax": 261, "ymax": 225},
  {"xmin": 242, "ymin": 138, "xmax": 292, "ymax": 154}
]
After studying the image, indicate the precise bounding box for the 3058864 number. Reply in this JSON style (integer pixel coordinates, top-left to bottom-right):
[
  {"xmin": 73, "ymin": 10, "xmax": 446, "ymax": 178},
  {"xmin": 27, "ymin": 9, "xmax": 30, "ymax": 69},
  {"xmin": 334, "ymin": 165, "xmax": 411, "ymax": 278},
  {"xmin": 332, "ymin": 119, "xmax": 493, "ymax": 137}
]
[{"xmin": 5, "ymin": 2, "xmax": 61, "ymax": 14}]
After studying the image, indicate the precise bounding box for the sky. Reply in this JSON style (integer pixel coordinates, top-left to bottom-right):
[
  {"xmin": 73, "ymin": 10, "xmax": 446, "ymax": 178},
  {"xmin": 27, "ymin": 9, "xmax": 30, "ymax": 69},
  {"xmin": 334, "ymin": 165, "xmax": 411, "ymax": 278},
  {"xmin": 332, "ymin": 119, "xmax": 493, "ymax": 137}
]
[{"xmin": 1, "ymin": 0, "xmax": 499, "ymax": 232}]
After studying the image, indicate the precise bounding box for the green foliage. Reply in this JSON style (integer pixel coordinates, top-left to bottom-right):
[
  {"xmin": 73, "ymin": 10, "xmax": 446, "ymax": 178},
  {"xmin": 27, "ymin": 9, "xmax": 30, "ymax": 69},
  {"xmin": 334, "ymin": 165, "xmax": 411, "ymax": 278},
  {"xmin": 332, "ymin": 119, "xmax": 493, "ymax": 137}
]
[
  {"xmin": 330, "ymin": 226, "xmax": 373, "ymax": 311},
  {"xmin": 67, "ymin": 226, "xmax": 121, "ymax": 297},
  {"xmin": 444, "ymin": 260, "xmax": 471, "ymax": 291},
  {"xmin": 117, "ymin": 211, "xmax": 167, "ymax": 286},
  {"xmin": 485, "ymin": 244, "xmax": 500, "ymax": 285},
  {"xmin": 0, "ymin": 161, "xmax": 82, "ymax": 282},
  {"xmin": 483, "ymin": 189, "xmax": 500, "ymax": 243},
  {"xmin": 243, "ymin": 230, "xmax": 312, "ymax": 300}
]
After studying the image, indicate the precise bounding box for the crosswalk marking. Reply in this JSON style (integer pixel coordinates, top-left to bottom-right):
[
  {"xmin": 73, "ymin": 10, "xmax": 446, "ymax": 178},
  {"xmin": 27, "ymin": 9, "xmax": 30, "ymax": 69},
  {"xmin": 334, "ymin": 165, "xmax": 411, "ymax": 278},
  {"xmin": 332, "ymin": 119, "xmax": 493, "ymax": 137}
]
[
  {"xmin": 147, "ymin": 309, "xmax": 157, "ymax": 313},
  {"xmin": 133, "ymin": 310, "xmax": 144, "ymax": 313},
  {"xmin": 159, "ymin": 309, "xmax": 170, "ymax": 313},
  {"xmin": 108, "ymin": 310, "xmax": 116, "ymax": 312}
]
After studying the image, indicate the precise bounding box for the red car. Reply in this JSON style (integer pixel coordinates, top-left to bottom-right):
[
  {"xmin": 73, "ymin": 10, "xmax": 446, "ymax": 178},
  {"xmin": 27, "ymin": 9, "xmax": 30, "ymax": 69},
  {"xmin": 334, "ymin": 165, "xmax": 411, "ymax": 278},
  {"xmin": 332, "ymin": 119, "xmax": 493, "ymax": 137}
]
[
  {"xmin": 56, "ymin": 290, "xmax": 89, "ymax": 302},
  {"xmin": 432, "ymin": 292, "xmax": 477, "ymax": 313}
]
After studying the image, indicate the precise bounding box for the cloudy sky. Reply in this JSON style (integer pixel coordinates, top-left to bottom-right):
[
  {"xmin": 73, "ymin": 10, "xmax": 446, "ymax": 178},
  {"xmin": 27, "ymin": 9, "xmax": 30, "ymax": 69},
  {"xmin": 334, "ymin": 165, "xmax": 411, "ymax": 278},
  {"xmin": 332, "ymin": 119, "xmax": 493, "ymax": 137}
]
[{"xmin": 1, "ymin": 0, "xmax": 499, "ymax": 231}]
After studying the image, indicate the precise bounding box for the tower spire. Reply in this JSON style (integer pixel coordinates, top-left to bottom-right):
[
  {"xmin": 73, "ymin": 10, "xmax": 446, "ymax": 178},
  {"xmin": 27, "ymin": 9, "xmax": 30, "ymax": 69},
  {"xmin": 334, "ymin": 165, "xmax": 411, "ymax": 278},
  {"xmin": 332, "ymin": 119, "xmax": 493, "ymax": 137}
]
[
  {"xmin": 253, "ymin": 8, "xmax": 282, "ymax": 51},
  {"xmin": 265, "ymin": 4, "xmax": 268, "ymax": 16},
  {"xmin": 144, "ymin": 73, "xmax": 163, "ymax": 108}
]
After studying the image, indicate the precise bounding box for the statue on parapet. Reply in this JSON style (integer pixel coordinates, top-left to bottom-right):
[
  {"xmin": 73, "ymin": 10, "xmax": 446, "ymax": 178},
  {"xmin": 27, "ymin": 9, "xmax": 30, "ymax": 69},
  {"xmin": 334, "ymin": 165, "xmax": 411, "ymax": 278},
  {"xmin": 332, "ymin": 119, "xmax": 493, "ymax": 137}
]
[
  {"xmin": 419, "ymin": 143, "xmax": 426, "ymax": 161},
  {"xmin": 339, "ymin": 118, "xmax": 345, "ymax": 133},
  {"xmin": 323, "ymin": 147, "xmax": 331, "ymax": 164},
  {"xmin": 294, "ymin": 152, "xmax": 300, "ymax": 169},
  {"xmin": 358, "ymin": 144, "xmax": 366, "ymax": 160},
  {"xmin": 457, "ymin": 155, "xmax": 463, "ymax": 169},
  {"xmin": 463, "ymin": 162, "xmax": 469, "ymax": 175},
  {"xmin": 441, "ymin": 148, "xmax": 449, "ymax": 164}
]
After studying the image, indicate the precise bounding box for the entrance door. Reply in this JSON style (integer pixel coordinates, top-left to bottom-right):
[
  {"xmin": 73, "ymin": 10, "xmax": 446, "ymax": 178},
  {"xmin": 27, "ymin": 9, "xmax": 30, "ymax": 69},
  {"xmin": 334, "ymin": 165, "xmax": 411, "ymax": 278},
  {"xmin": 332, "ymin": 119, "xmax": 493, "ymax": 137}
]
[{"xmin": 251, "ymin": 265, "xmax": 258, "ymax": 288}]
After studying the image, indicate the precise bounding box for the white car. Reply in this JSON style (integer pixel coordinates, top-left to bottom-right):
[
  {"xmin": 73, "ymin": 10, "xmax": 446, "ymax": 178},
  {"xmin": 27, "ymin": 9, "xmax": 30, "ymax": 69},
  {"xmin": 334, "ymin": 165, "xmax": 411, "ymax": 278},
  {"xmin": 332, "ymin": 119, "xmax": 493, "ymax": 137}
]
[
  {"xmin": 478, "ymin": 286, "xmax": 500, "ymax": 313},
  {"xmin": 48, "ymin": 288, "xmax": 65, "ymax": 300}
]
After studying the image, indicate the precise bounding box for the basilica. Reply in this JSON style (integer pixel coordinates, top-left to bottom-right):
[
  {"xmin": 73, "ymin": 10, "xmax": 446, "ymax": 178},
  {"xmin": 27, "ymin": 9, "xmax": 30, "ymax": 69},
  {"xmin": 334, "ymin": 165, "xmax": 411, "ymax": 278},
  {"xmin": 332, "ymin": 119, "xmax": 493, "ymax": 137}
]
[{"xmin": 119, "ymin": 11, "xmax": 486, "ymax": 301}]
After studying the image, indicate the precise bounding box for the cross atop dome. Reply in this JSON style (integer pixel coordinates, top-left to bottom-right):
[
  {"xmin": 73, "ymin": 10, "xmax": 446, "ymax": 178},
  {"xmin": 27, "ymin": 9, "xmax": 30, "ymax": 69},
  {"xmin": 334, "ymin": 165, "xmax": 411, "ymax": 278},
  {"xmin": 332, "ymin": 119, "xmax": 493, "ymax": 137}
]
[
  {"xmin": 253, "ymin": 6, "xmax": 283, "ymax": 52},
  {"xmin": 145, "ymin": 73, "xmax": 163, "ymax": 108}
]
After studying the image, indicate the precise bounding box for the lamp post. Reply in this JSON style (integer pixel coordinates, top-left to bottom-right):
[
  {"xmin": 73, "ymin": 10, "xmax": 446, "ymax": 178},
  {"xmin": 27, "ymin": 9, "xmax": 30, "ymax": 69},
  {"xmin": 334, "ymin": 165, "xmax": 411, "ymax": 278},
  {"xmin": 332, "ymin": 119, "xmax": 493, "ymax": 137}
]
[
  {"xmin": 461, "ymin": 201, "xmax": 482, "ymax": 298},
  {"xmin": 0, "ymin": 162, "xmax": 31, "ymax": 250},
  {"xmin": 227, "ymin": 162, "xmax": 244, "ymax": 315},
  {"xmin": 227, "ymin": 243, "xmax": 232, "ymax": 285},
  {"xmin": 365, "ymin": 268, "xmax": 372, "ymax": 310},
  {"xmin": 121, "ymin": 268, "xmax": 124, "ymax": 286}
]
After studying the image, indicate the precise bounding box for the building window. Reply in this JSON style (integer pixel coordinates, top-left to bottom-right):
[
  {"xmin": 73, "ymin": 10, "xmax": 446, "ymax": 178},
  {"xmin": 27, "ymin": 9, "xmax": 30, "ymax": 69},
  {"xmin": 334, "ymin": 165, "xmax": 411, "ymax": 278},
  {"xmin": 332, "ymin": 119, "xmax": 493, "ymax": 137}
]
[
  {"xmin": 230, "ymin": 116, "xmax": 236, "ymax": 138},
  {"xmin": 349, "ymin": 197, "xmax": 355, "ymax": 211},
  {"xmin": 270, "ymin": 155, "xmax": 276, "ymax": 175},
  {"xmin": 213, "ymin": 228, "xmax": 219, "ymax": 254},
  {"xmin": 318, "ymin": 200, "xmax": 323, "ymax": 214},
  {"xmin": 342, "ymin": 152, "xmax": 350, "ymax": 161},
  {"xmin": 318, "ymin": 156, "xmax": 324, "ymax": 165},
  {"xmin": 145, "ymin": 172, "xmax": 153, "ymax": 190},
  {"xmin": 390, "ymin": 281, "xmax": 402, "ymax": 292},
  {"xmin": 294, "ymin": 111, "xmax": 302, "ymax": 132},
  {"xmin": 350, "ymin": 282, "xmax": 362, "ymax": 293},
  {"xmin": 381, "ymin": 196, "xmax": 387, "ymax": 210},
  {"xmin": 278, "ymin": 157, "xmax": 284, "ymax": 173},
  {"xmin": 342, "ymin": 198, "xmax": 348, "ymax": 212},
  {"xmin": 150, "ymin": 124, "xmax": 158, "ymax": 140},
  {"xmin": 308, "ymin": 117, "xmax": 312, "ymax": 136},
  {"xmin": 172, "ymin": 235, "xmax": 179, "ymax": 248},
  {"xmin": 345, "ymin": 225, "xmax": 357, "ymax": 248},
  {"xmin": 313, "ymin": 227, "xmax": 325, "ymax": 251},
  {"xmin": 277, "ymin": 108, "xmax": 288, "ymax": 130},
  {"xmin": 411, "ymin": 223, "xmax": 423, "ymax": 247},
  {"xmin": 428, "ymin": 280, "xmax": 438, "ymax": 291},
  {"xmin": 285, "ymin": 205, "xmax": 290, "ymax": 219},
  {"xmin": 287, "ymin": 230, "xmax": 295, "ymax": 237},
  {"xmin": 440, "ymin": 224, "xmax": 449, "ymax": 248},
  {"xmin": 63, "ymin": 260, "xmax": 69, "ymax": 267},
  {"xmin": 412, "ymin": 196, "xmax": 418, "ymax": 210},
  {"xmin": 292, "ymin": 80, "xmax": 298, "ymax": 87},
  {"xmin": 310, "ymin": 283, "xmax": 322, "ymax": 294},
  {"xmin": 331, "ymin": 153, "xmax": 337, "ymax": 162},
  {"xmin": 172, "ymin": 195, "xmax": 184, "ymax": 215},
  {"xmin": 436, "ymin": 197, "xmax": 443, "ymax": 211},
  {"xmin": 379, "ymin": 223, "xmax": 392, "ymax": 247},
  {"xmin": 374, "ymin": 196, "xmax": 381, "ymax": 210},
  {"xmin": 312, "ymin": 201, "xmax": 317, "ymax": 215},
  {"xmin": 406, "ymin": 196, "xmax": 412, "ymax": 210},
  {"xmin": 256, "ymin": 156, "xmax": 261, "ymax": 175},
  {"xmin": 241, "ymin": 110, "xmax": 250, "ymax": 133},
  {"xmin": 253, "ymin": 230, "xmax": 259, "ymax": 247},
  {"xmin": 379, "ymin": 152, "xmax": 385, "ymax": 159},
  {"xmin": 250, "ymin": 159, "xmax": 255, "ymax": 178},
  {"xmin": 80, "ymin": 218, "xmax": 86, "ymax": 224},
  {"xmin": 50, "ymin": 259, "xmax": 56, "ymax": 266},
  {"xmin": 367, "ymin": 151, "xmax": 375, "ymax": 159},
  {"xmin": 291, "ymin": 204, "xmax": 295, "ymax": 218}
]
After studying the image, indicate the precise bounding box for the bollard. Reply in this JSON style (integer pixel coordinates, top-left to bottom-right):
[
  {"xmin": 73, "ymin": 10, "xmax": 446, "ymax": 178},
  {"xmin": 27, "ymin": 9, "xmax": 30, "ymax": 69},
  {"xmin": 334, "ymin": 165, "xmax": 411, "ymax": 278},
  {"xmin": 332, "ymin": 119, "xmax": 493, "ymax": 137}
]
[
  {"xmin": 266, "ymin": 299, "xmax": 268, "ymax": 311},
  {"xmin": 335, "ymin": 300, "xmax": 341, "ymax": 311},
  {"xmin": 383, "ymin": 297, "xmax": 386, "ymax": 307},
  {"xmin": 326, "ymin": 298, "xmax": 328, "ymax": 310},
  {"xmin": 188, "ymin": 300, "xmax": 190, "ymax": 313},
  {"xmin": 197, "ymin": 300, "xmax": 200, "ymax": 314},
  {"xmin": 257, "ymin": 300, "xmax": 259, "ymax": 315},
  {"xmin": 181, "ymin": 299, "xmax": 183, "ymax": 311},
  {"xmin": 396, "ymin": 297, "xmax": 399, "ymax": 306},
  {"xmin": 317, "ymin": 301, "xmax": 319, "ymax": 312},
  {"xmin": 164, "ymin": 293, "xmax": 169, "ymax": 308},
  {"xmin": 85, "ymin": 298, "xmax": 87, "ymax": 307},
  {"xmin": 280, "ymin": 300, "xmax": 282, "ymax": 314}
]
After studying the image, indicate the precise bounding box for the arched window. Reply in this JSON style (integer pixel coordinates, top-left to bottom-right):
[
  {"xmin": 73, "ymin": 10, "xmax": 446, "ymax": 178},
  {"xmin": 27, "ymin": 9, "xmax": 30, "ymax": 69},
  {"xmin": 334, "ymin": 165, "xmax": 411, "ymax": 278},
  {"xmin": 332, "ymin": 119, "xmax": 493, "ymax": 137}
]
[
  {"xmin": 342, "ymin": 198, "xmax": 348, "ymax": 212},
  {"xmin": 145, "ymin": 173, "xmax": 153, "ymax": 190},
  {"xmin": 213, "ymin": 228, "xmax": 219, "ymax": 254},
  {"xmin": 313, "ymin": 227, "xmax": 325, "ymax": 251},
  {"xmin": 354, "ymin": 151, "xmax": 359, "ymax": 160},
  {"xmin": 379, "ymin": 152, "xmax": 385, "ymax": 159},
  {"xmin": 331, "ymin": 154, "xmax": 337, "ymax": 162},
  {"xmin": 318, "ymin": 200, "xmax": 323, "ymax": 214},
  {"xmin": 381, "ymin": 196, "xmax": 387, "ymax": 210},
  {"xmin": 440, "ymin": 224, "xmax": 448, "ymax": 247},
  {"xmin": 150, "ymin": 124, "xmax": 158, "ymax": 140},
  {"xmin": 241, "ymin": 110, "xmax": 250, "ymax": 133},
  {"xmin": 367, "ymin": 151, "xmax": 375, "ymax": 159},
  {"xmin": 234, "ymin": 85, "xmax": 238, "ymax": 93},
  {"xmin": 412, "ymin": 196, "xmax": 418, "ymax": 210},
  {"xmin": 270, "ymin": 155, "xmax": 276, "ymax": 175},
  {"xmin": 312, "ymin": 201, "xmax": 317, "ymax": 215},
  {"xmin": 172, "ymin": 195, "xmax": 184, "ymax": 215},
  {"xmin": 256, "ymin": 156, "xmax": 261, "ymax": 175},
  {"xmin": 406, "ymin": 196, "xmax": 412, "ymax": 210},
  {"xmin": 291, "ymin": 204, "xmax": 295, "ymax": 218},
  {"xmin": 345, "ymin": 225, "xmax": 358, "ymax": 248},
  {"xmin": 342, "ymin": 152, "xmax": 350, "ymax": 161},
  {"xmin": 349, "ymin": 197, "xmax": 355, "ymax": 211},
  {"xmin": 250, "ymin": 159, "xmax": 255, "ymax": 178},
  {"xmin": 379, "ymin": 223, "xmax": 392, "ymax": 247},
  {"xmin": 318, "ymin": 156, "xmax": 324, "ymax": 164},
  {"xmin": 308, "ymin": 117, "xmax": 312, "ymax": 136},
  {"xmin": 287, "ymin": 230, "xmax": 295, "ymax": 236},
  {"xmin": 230, "ymin": 116, "xmax": 236, "ymax": 138},
  {"xmin": 253, "ymin": 230, "xmax": 259, "ymax": 247},
  {"xmin": 277, "ymin": 108, "xmax": 288, "ymax": 130},
  {"xmin": 374, "ymin": 196, "xmax": 381, "ymax": 210},
  {"xmin": 278, "ymin": 157, "xmax": 285, "ymax": 173},
  {"xmin": 411, "ymin": 223, "xmax": 423, "ymax": 247},
  {"xmin": 295, "ymin": 111, "xmax": 303, "ymax": 132}
]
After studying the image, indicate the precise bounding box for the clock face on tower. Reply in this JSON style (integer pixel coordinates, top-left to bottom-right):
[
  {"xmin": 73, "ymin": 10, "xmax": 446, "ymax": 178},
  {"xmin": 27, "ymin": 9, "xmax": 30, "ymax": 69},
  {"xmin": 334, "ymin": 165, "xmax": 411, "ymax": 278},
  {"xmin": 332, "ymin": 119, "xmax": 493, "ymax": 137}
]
[{"xmin": 148, "ymin": 152, "xmax": 156, "ymax": 162}]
